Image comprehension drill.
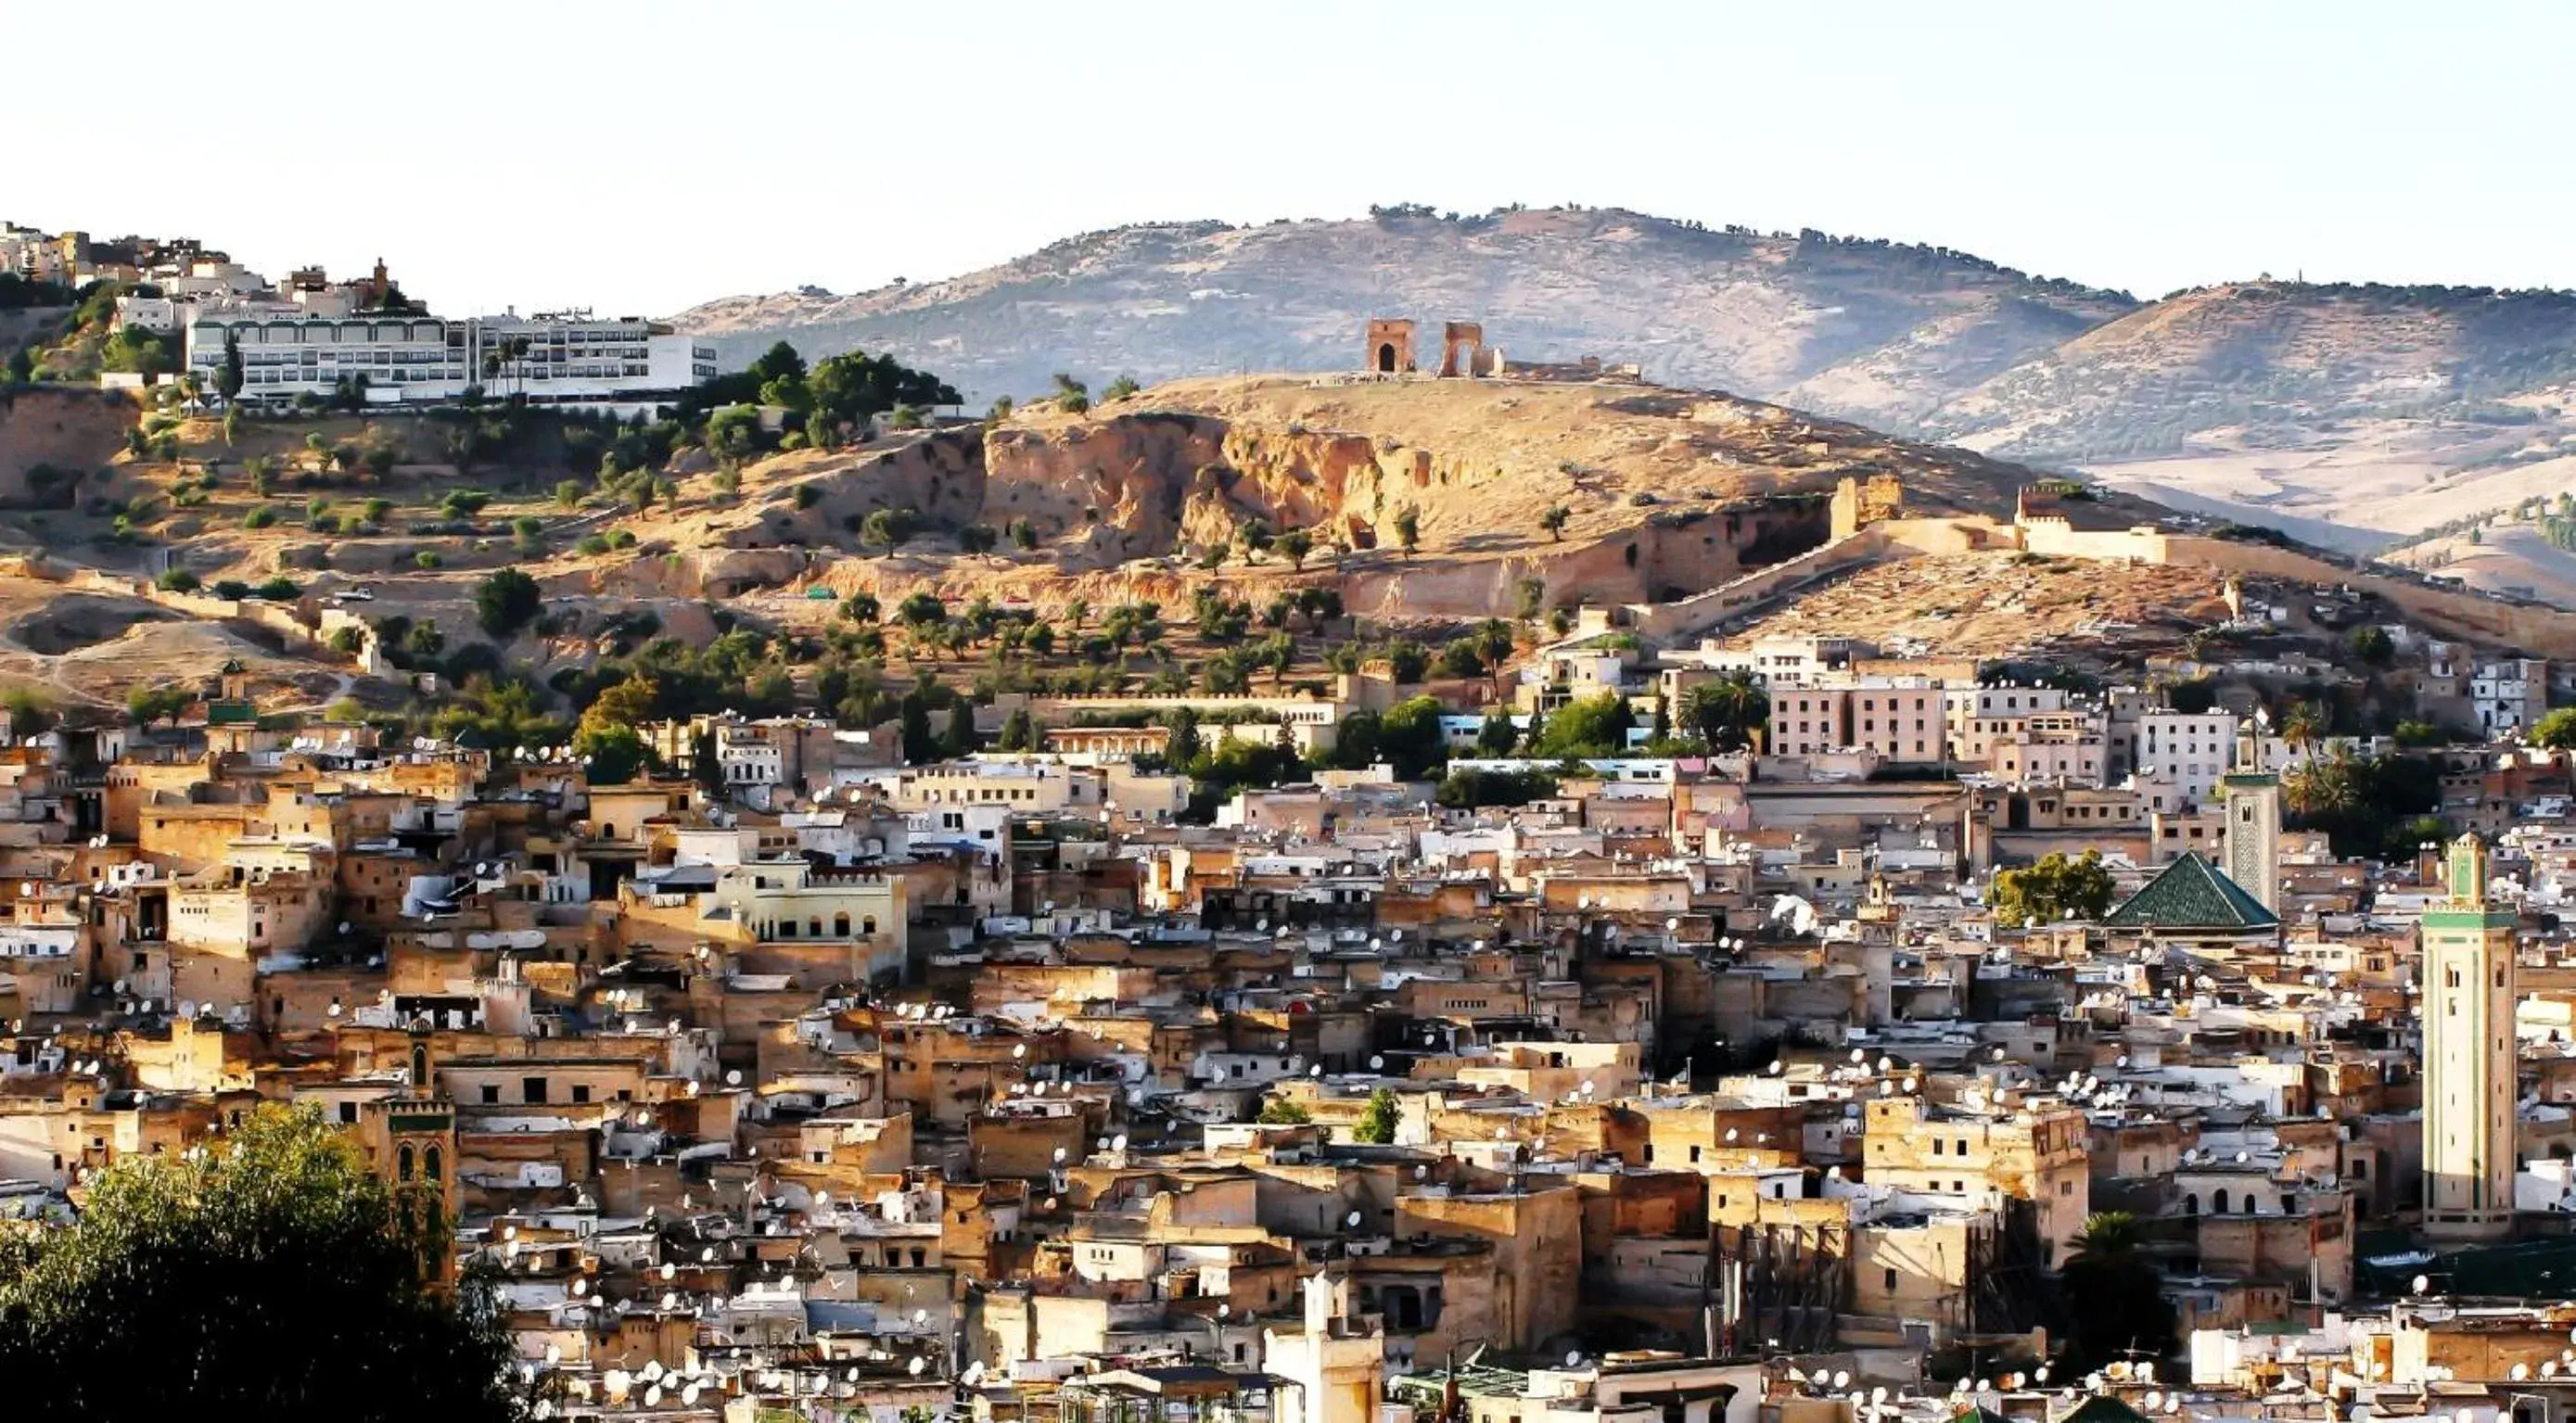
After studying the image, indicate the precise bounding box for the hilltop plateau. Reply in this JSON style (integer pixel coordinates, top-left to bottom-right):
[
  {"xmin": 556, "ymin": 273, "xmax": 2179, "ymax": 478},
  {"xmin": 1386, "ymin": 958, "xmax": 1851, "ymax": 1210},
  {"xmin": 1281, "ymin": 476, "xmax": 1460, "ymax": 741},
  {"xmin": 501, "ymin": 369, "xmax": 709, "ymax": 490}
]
[
  {"xmin": 677, "ymin": 213, "xmax": 2576, "ymax": 602},
  {"xmin": 3, "ymin": 349, "xmax": 2571, "ymax": 745}
]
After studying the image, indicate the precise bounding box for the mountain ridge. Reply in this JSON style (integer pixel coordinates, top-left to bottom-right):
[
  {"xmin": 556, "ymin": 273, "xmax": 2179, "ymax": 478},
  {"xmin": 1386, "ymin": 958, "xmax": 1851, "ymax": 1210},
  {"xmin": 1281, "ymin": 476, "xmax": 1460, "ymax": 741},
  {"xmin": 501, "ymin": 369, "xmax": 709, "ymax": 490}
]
[{"xmin": 671, "ymin": 207, "xmax": 2139, "ymax": 412}]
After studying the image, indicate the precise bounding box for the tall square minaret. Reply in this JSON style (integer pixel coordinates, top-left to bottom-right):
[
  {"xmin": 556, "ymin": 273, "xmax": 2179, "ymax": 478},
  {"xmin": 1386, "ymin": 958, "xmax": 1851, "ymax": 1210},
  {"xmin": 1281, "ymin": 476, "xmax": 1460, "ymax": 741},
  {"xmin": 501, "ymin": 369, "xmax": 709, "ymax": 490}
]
[
  {"xmin": 2422, "ymin": 834, "xmax": 2518, "ymax": 1242},
  {"xmin": 2221, "ymin": 771, "xmax": 2281, "ymax": 916}
]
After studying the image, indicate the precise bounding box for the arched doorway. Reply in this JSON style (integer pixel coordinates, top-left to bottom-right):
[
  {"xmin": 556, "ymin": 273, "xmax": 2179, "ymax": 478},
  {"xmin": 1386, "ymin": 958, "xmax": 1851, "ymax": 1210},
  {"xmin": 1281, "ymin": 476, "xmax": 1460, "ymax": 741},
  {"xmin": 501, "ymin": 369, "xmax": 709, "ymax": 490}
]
[{"xmin": 1376, "ymin": 343, "xmax": 1397, "ymax": 374}]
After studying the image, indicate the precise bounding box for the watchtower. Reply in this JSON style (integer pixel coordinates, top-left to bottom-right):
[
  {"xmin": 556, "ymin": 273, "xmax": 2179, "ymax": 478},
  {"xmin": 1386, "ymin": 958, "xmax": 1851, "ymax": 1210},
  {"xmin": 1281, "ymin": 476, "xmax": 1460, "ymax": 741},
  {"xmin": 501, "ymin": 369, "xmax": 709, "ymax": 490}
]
[{"xmin": 1363, "ymin": 319, "xmax": 1416, "ymax": 375}]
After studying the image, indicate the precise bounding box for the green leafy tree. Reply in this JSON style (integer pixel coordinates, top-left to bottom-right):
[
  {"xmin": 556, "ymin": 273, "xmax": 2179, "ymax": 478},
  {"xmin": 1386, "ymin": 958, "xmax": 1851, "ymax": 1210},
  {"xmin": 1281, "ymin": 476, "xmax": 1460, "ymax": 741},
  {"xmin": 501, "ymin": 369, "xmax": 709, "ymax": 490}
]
[
  {"xmin": 404, "ymin": 620, "xmax": 446, "ymax": 660},
  {"xmin": 1278, "ymin": 527, "xmax": 1313, "ymax": 570},
  {"xmin": 2350, "ymin": 625, "xmax": 2394, "ymax": 667},
  {"xmin": 1437, "ymin": 766, "xmax": 1557, "ymax": 808},
  {"xmin": 1353, "ymin": 1087, "xmax": 1400, "ymax": 1144},
  {"xmin": 216, "ymin": 331, "xmax": 245, "ymax": 402},
  {"xmin": 473, "ymin": 568, "xmax": 542, "ymax": 640},
  {"xmin": 705, "ymin": 404, "xmax": 762, "ymax": 466},
  {"xmin": 0, "ymin": 1105, "xmax": 528, "ymax": 1421},
  {"xmin": 3, "ymin": 347, "xmax": 31, "ymax": 386},
  {"xmin": 897, "ymin": 591, "xmax": 945, "ymax": 629},
  {"xmin": 999, "ymin": 705, "xmax": 1041, "ymax": 751},
  {"xmin": 1539, "ymin": 505, "xmax": 1570, "ymax": 541},
  {"xmin": 1531, "ymin": 692, "xmax": 1632, "ymax": 758},
  {"xmin": 126, "ymin": 683, "xmax": 192, "ymax": 726},
  {"xmin": 1256, "ymin": 1098, "xmax": 1310, "ymax": 1125},
  {"xmin": 1435, "ymin": 641, "xmax": 1485, "ymax": 680},
  {"xmin": 1988, "ymin": 849, "xmax": 2115, "ymax": 927},
  {"xmin": 1051, "ymin": 373, "xmax": 1090, "ymax": 414},
  {"xmin": 2, "ymin": 687, "xmax": 55, "ymax": 739},
  {"xmin": 2533, "ymin": 707, "xmax": 2576, "ymax": 751},
  {"xmin": 1102, "ymin": 374, "xmax": 1141, "ymax": 402},
  {"xmin": 899, "ymin": 696, "xmax": 938, "ymax": 764},
  {"xmin": 2393, "ymin": 718, "xmax": 2448, "ymax": 748}
]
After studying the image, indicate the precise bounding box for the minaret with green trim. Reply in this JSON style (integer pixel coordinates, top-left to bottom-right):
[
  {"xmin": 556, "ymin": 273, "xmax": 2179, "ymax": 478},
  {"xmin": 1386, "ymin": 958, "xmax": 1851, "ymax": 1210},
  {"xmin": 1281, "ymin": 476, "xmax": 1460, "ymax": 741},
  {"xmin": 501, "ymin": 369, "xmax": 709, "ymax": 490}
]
[{"xmin": 2422, "ymin": 833, "xmax": 2517, "ymax": 1242}]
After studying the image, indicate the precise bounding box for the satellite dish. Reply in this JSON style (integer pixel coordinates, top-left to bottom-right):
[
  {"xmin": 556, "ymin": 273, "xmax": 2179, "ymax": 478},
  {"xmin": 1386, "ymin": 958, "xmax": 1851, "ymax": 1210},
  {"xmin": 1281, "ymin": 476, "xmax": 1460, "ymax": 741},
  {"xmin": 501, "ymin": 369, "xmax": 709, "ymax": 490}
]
[
  {"xmin": 726, "ymin": 1070, "xmax": 742, "ymax": 1086},
  {"xmin": 909, "ymin": 1357, "xmax": 926, "ymax": 1378},
  {"xmin": 1112, "ymin": 1134, "xmax": 1129, "ymax": 1151},
  {"xmin": 1345, "ymin": 1210, "xmax": 1363, "ymax": 1227},
  {"xmin": 1369, "ymin": 1055, "xmax": 1384, "ymax": 1070},
  {"xmin": 1566, "ymin": 1352, "xmax": 1584, "ymax": 1367},
  {"xmin": 661, "ymin": 1262, "xmax": 676, "ymax": 1280}
]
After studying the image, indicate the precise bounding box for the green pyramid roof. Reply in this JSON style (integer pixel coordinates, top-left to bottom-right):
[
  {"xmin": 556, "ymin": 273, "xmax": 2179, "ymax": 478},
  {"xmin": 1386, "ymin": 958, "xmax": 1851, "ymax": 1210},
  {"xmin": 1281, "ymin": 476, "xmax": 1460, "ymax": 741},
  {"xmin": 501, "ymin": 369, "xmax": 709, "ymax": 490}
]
[
  {"xmin": 2102, "ymin": 850, "xmax": 2278, "ymax": 930},
  {"xmin": 2061, "ymin": 1398, "xmax": 2154, "ymax": 1423}
]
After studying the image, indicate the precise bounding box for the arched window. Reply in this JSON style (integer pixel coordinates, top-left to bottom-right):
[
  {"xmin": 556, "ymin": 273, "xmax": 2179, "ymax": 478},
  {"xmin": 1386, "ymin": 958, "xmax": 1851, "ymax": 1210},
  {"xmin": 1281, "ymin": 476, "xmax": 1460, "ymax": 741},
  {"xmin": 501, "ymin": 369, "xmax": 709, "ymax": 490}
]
[
  {"xmin": 834, "ymin": 912, "xmax": 851, "ymax": 938},
  {"xmin": 425, "ymin": 1146, "xmax": 442, "ymax": 1183},
  {"xmin": 411, "ymin": 1042, "xmax": 429, "ymax": 1088},
  {"xmin": 2213, "ymin": 1188, "xmax": 2230, "ymax": 1214},
  {"xmin": 398, "ymin": 1144, "xmax": 415, "ymax": 1182},
  {"xmin": 862, "ymin": 916, "xmax": 877, "ymax": 935},
  {"xmin": 2183, "ymin": 1193, "xmax": 2199, "ymax": 1215},
  {"xmin": 809, "ymin": 917, "xmax": 823, "ymax": 937}
]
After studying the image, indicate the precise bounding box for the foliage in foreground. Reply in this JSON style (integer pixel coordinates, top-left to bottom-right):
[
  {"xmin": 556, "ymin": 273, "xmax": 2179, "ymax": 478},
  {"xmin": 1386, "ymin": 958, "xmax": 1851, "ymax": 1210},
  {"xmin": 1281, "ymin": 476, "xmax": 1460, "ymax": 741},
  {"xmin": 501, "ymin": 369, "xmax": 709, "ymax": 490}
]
[{"xmin": 0, "ymin": 1106, "xmax": 529, "ymax": 1422}]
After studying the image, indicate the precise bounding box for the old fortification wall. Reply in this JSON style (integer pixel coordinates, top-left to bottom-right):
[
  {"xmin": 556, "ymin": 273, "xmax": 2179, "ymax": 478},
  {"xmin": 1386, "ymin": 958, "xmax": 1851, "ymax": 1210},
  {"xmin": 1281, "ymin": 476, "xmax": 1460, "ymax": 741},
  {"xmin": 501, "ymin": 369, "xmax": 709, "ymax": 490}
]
[
  {"xmin": 2161, "ymin": 536, "xmax": 2576, "ymax": 657},
  {"xmin": 0, "ymin": 386, "xmax": 135, "ymax": 505}
]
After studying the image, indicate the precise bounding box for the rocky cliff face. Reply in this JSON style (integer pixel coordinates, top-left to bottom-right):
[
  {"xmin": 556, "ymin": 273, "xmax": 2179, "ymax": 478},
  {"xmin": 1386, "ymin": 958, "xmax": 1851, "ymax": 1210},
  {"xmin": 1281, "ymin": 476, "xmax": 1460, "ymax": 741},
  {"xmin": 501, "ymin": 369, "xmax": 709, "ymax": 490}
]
[
  {"xmin": 976, "ymin": 413, "xmax": 1445, "ymax": 568},
  {"xmin": 0, "ymin": 387, "xmax": 134, "ymax": 507}
]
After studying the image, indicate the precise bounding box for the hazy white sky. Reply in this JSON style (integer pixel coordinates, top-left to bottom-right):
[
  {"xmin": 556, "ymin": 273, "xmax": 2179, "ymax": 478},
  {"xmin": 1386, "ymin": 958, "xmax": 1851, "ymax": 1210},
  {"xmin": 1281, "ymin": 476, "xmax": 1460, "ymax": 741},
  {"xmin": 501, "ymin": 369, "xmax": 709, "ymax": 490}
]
[{"xmin": 12, "ymin": 1, "xmax": 2570, "ymax": 318}]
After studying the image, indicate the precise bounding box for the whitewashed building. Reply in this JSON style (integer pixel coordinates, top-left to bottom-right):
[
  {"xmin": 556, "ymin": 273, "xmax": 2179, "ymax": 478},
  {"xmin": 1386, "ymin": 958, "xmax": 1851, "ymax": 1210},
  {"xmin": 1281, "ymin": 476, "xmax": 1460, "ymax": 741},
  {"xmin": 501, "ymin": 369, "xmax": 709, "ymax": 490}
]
[{"xmin": 182, "ymin": 310, "xmax": 716, "ymax": 413}]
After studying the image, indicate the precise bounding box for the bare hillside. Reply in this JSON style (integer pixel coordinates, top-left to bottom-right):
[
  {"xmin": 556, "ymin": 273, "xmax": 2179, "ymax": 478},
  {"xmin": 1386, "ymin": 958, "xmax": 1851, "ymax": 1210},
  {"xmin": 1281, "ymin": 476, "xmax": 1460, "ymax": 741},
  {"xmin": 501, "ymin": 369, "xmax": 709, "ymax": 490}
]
[
  {"xmin": 671, "ymin": 208, "xmax": 2136, "ymax": 412},
  {"xmin": 1922, "ymin": 281, "xmax": 2576, "ymax": 464}
]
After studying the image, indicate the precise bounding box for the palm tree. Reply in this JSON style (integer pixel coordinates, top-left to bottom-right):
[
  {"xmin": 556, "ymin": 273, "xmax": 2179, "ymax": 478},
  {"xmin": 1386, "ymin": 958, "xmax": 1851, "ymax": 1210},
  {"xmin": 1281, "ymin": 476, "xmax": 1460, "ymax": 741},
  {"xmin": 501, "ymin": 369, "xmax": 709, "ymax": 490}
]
[
  {"xmin": 2285, "ymin": 751, "xmax": 2359, "ymax": 819},
  {"xmin": 2067, "ymin": 1211, "xmax": 2145, "ymax": 1264},
  {"xmin": 2281, "ymin": 700, "xmax": 2328, "ymax": 762},
  {"xmin": 2059, "ymin": 1209, "xmax": 2175, "ymax": 1371}
]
